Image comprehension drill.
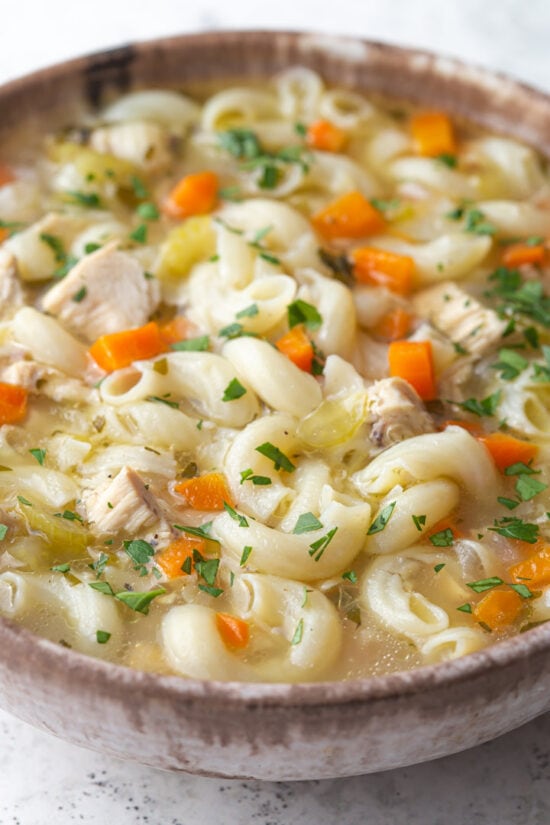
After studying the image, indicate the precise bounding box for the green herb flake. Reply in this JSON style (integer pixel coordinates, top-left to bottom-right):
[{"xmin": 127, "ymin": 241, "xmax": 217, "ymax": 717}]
[
  {"xmin": 255, "ymin": 442, "xmax": 296, "ymax": 473},
  {"xmin": 90, "ymin": 552, "xmax": 109, "ymax": 577},
  {"xmin": 293, "ymin": 512, "xmax": 323, "ymax": 534},
  {"xmin": 453, "ymin": 390, "xmax": 501, "ymax": 417},
  {"xmin": 66, "ymin": 190, "xmax": 102, "ymax": 208},
  {"xmin": 198, "ymin": 584, "xmax": 224, "ymax": 598},
  {"xmin": 504, "ymin": 461, "xmax": 538, "ymax": 476},
  {"xmin": 222, "ymin": 378, "xmax": 247, "ymax": 402},
  {"xmin": 0, "ymin": 524, "xmax": 7, "ymax": 541},
  {"xmin": 171, "ymin": 335, "xmax": 210, "ymax": 352},
  {"xmin": 497, "ymin": 496, "xmax": 520, "ymax": 510},
  {"xmin": 429, "ymin": 528, "xmax": 454, "ymax": 547},
  {"xmin": 96, "ymin": 630, "xmax": 111, "ymax": 644},
  {"xmin": 29, "ymin": 448, "xmax": 46, "ymax": 466},
  {"xmin": 290, "ymin": 618, "xmax": 304, "ymax": 645},
  {"xmin": 223, "ymin": 501, "xmax": 249, "ymax": 528},
  {"xmin": 40, "ymin": 232, "xmax": 66, "ymax": 262},
  {"xmin": 84, "ymin": 242, "xmax": 101, "ymax": 255},
  {"xmin": 173, "ymin": 522, "xmax": 217, "ymax": 542},
  {"xmin": 218, "ymin": 186, "xmax": 242, "ymax": 202},
  {"xmin": 308, "ymin": 527, "xmax": 338, "ymax": 561},
  {"xmin": 464, "ymin": 208, "xmax": 496, "ymax": 236},
  {"xmin": 17, "ymin": 496, "xmax": 32, "ymax": 507},
  {"xmin": 136, "ymin": 202, "xmax": 160, "ymax": 221},
  {"xmin": 342, "ymin": 570, "xmax": 358, "ymax": 583},
  {"xmin": 153, "ymin": 358, "xmax": 168, "ymax": 375},
  {"xmin": 123, "ymin": 539, "xmax": 155, "ymax": 573},
  {"xmin": 130, "ymin": 175, "xmax": 149, "ymax": 198},
  {"xmin": 367, "ymin": 502, "xmax": 396, "ymax": 535},
  {"xmin": 194, "ymin": 556, "xmax": 220, "ymax": 586},
  {"xmin": 258, "ymin": 164, "xmax": 280, "ymax": 189},
  {"xmin": 218, "ymin": 129, "xmax": 263, "ymax": 160},
  {"xmin": 115, "ymin": 588, "xmax": 166, "ymax": 614},
  {"xmin": 236, "ymin": 303, "xmax": 259, "ymax": 319},
  {"xmin": 457, "ymin": 603, "xmax": 473, "ymax": 614},
  {"xmin": 129, "ymin": 224, "xmax": 147, "ymax": 244},
  {"xmin": 259, "ymin": 251, "xmax": 280, "ymax": 265},
  {"xmin": 489, "ymin": 516, "xmax": 539, "ymax": 543},
  {"xmin": 240, "ymin": 545, "xmax": 253, "ymax": 566},
  {"xmin": 218, "ymin": 322, "xmax": 244, "ymax": 339},
  {"xmin": 467, "ymin": 576, "xmax": 504, "ymax": 593},
  {"xmin": 146, "ymin": 395, "xmax": 179, "ymax": 409},
  {"xmin": 59, "ymin": 509, "xmax": 83, "ymax": 522},
  {"xmin": 287, "ymin": 299, "xmax": 322, "ymax": 331},
  {"xmin": 453, "ymin": 341, "xmax": 468, "ymax": 355},
  {"xmin": 437, "ymin": 153, "xmax": 457, "ymax": 168},
  {"xmin": 509, "ymin": 583, "xmax": 534, "ymax": 599},
  {"xmin": 71, "ymin": 285, "xmax": 87, "ymax": 303},
  {"xmin": 412, "ymin": 514, "xmax": 426, "ymax": 531},
  {"xmin": 492, "ymin": 348, "xmax": 528, "ymax": 381},
  {"xmin": 516, "ymin": 474, "xmax": 548, "ymax": 502},
  {"xmin": 51, "ymin": 563, "xmax": 71, "ymax": 574},
  {"xmin": 89, "ymin": 581, "xmax": 115, "ymax": 596},
  {"xmin": 239, "ymin": 468, "xmax": 272, "ymax": 486},
  {"xmin": 434, "ymin": 563, "xmax": 446, "ymax": 573}
]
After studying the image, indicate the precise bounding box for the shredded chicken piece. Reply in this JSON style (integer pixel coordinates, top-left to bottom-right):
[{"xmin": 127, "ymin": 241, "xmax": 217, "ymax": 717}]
[
  {"xmin": 412, "ymin": 281, "xmax": 505, "ymax": 358},
  {"xmin": 90, "ymin": 121, "xmax": 172, "ymax": 172},
  {"xmin": 367, "ymin": 377, "xmax": 435, "ymax": 449},
  {"xmin": 41, "ymin": 241, "xmax": 160, "ymax": 343},
  {"xmin": 83, "ymin": 466, "xmax": 162, "ymax": 534}
]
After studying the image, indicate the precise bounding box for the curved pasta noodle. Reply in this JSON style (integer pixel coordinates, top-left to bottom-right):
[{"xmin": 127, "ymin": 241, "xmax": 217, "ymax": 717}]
[
  {"xmin": 352, "ymin": 426, "xmax": 501, "ymax": 506},
  {"xmin": 275, "ymin": 67, "xmax": 323, "ymax": 119},
  {"xmin": 388, "ymin": 157, "xmax": 476, "ymax": 199},
  {"xmin": 201, "ymin": 87, "xmax": 278, "ymax": 130},
  {"xmin": 223, "ymin": 337, "xmax": 322, "ymax": 418},
  {"xmin": 420, "ymin": 626, "xmax": 488, "ymax": 661},
  {"xmin": 296, "ymin": 268, "xmax": 357, "ymax": 358},
  {"xmin": 318, "ymin": 88, "xmax": 376, "ymax": 129},
  {"xmin": 211, "ymin": 490, "xmax": 371, "ymax": 581},
  {"xmin": 11, "ymin": 307, "xmax": 88, "ymax": 378},
  {"xmin": 101, "ymin": 90, "xmax": 200, "ymax": 131},
  {"xmin": 476, "ymin": 200, "xmax": 550, "ymax": 236}
]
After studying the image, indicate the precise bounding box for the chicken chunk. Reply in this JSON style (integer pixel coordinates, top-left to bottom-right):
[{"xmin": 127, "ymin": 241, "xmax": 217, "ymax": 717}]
[
  {"xmin": 0, "ymin": 250, "xmax": 23, "ymax": 318},
  {"xmin": 90, "ymin": 121, "xmax": 172, "ymax": 173},
  {"xmin": 367, "ymin": 377, "xmax": 436, "ymax": 449},
  {"xmin": 83, "ymin": 466, "xmax": 162, "ymax": 534},
  {"xmin": 41, "ymin": 242, "xmax": 160, "ymax": 343},
  {"xmin": 412, "ymin": 282, "xmax": 505, "ymax": 359}
]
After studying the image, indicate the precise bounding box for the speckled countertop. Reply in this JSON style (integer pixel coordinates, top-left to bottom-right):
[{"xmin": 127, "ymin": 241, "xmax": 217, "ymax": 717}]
[{"xmin": 2, "ymin": 1, "xmax": 550, "ymax": 822}]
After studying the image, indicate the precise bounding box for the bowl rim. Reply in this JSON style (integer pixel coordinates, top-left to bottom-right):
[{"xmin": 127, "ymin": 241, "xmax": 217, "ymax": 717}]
[{"xmin": 2, "ymin": 29, "xmax": 550, "ymax": 709}]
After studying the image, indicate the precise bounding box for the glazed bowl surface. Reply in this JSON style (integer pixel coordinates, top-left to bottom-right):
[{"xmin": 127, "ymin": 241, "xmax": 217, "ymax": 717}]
[{"xmin": 2, "ymin": 30, "xmax": 550, "ymax": 781}]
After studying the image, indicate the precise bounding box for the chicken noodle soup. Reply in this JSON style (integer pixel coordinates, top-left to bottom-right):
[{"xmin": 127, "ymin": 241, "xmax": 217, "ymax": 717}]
[{"xmin": 0, "ymin": 70, "xmax": 549, "ymax": 681}]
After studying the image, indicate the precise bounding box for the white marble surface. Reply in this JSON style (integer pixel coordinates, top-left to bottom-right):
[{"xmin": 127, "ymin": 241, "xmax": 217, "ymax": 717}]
[{"xmin": 1, "ymin": 1, "xmax": 550, "ymax": 821}]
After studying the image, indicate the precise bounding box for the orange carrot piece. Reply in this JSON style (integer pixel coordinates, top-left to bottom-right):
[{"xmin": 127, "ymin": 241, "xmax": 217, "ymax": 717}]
[
  {"xmin": 156, "ymin": 536, "xmax": 206, "ymax": 579},
  {"xmin": 306, "ymin": 119, "xmax": 347, "ymax": 153},
  {"xmin": 441, "ymin": 419, "xmax": 484, "ymax": 436},
  {"xmin": 0, "ymin": 382, "xmax": 28, "ymax": 424},
  {"xmin": 0, "ymin": 164, "xmax": 15, "ymax": 187},
  {"xmin": 351, "ymin": 247, "xmax": 415, "ymax": 295},
  {"xmin": 164, "ymin": 171, "xmax": 219, "ymax": 219},
  {"xmin": 510, "ymin": 546, "xmax": 550, "ymax": 588},
  {"xmin": 311, "ymin": 191, "xmax": 386, "ymax": 240},
  {"xmin": 478, "ymin": 432, "xmax": 538, "ymax": 473},
  {"xmin": 372, "ymin": 308, "xmax": 413, "ymax": 341},
  {"xmin": 159, "ymin": 315, "xmax": 200, "ymax": 345},
  {"xmin": 216, "ymin": 612, "xmax": 250, "ymax": 649},
  {"xmin": 388, "ymin": 340, "xmax": 436, "ymax": 401},
  {"xmin": 174, "ymin": 472, "xmax": 233, "ymax": 511},
  {"xmin": 89, "ymin": 321, "xmax": 166, "ymax": 371},
  {"xmin": 275, "ymin": 326, "xmax": 314, "ymax": 372},
  {"xmin": 410, "ymin": 111, "xmax": 457, "ymax": 157},
  {"xmin": 502, "ymin": 242, "xmax": 546, "ymax": 268},
  {"xmin": 472, "ymin": 589, "xmax": 523, "ymax": 630}
]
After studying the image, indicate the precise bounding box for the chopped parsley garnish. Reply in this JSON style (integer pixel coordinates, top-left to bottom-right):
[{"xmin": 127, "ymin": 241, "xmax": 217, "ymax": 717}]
[
  {"xmin": 509, "ymin": 583, "xmax": 534, "ymax": 599},
  {"xmin": 129, "ymin": 224, "xmax": 147, "ymax": 244},
  {"xmin": 258, "ymin": 164, "xmax": 280, "ymax": 189},
  {"xmin": 497, "ymin": 496, "xmax": 520, "ymax": 510},
  {"xmin": 236, "ymin": 303, "xmax": 259, "ymax": 319},
  {"xmin": 342, "ymin": 570, "xmax": 358, "ymax": 583},
  {"xmin": 17, "ymin": 496, "xmax": 32, "ymax": 507},
  {"xmin": 57, "ymin": 509, "xmax": 82, "ymax": 522},
  {"xmin": 489, "ymin": 516, "xmax": 539, "ymax": 543},
  {"xmin": 464, "ymin": 208, "xmax": 496, "ymax": 236},
  {"xmin": 90, "ymin": 552, "xmax": 109, "ymax": 577},
  {"xmin": 429, "ymin": 528, "xmax": 454, "ymax": 547},
  {"xmin": 370, "ymin": 197, "xmax": 402, "ymax": 212},
  {"xmin": 51, "ymin": 563, "xmax": 71, "ymax": 574},
  {"xmin": 29, "ymin": 448, "xmax": 46, "ymax": 465},
  {"xmin": 504, "ymin": 461, "xmax": 537, "ymax": 476},
  {"xmin": 453, "ymin": 341, "xmax": 468, "ymax": 355},
  {"xmin": 367, "ymin": 502, "xmax": 396, "ymax": 535},
  {"xmin": 294, "ymin": 122, "xmax": 307, "ymax": 137},
  {"xmin": 290, "ymin": 618, "xmax": 304, "ymax": 645},
  {"xmin": 467, "ymin": 576, "xmax": 504, "ymax": 593},
  {"xmin": 194, "ymin": 556, "xmax": 220, "ymax": 586},
  {"xmin": 287, "ymin": 299, "xmax": 322, "ymax": 331},
  {"xmin": 198, "ymin": 584, "xmax": 224, "ymax": 598},
  {"xmin": 437, "ymin": 153, "xmax": 457, "ymax": 168},
  {"xmin": 240, "ymin": 545, "xmax": 253, "ymax": 566},
  {"xmin": 96, "ymin": 630, "xmax": 111, "ymax": 644},
  {"xmin": 492, "ymin": 348, "xmax": 528, "ymax": 381},
  {"xmin": 308, "ymin": 527, "xmax": 338, "ymax": 561},
  {"xmin": 259, "ymin": 251, "xmax": 280, "ymax": 265},
  {"xmin": 218, "ymin": 129, "xmax": 263, "ymax": 160},
  {"xmin": 218, "ymin": 186, "xmax": 242, "ymax": 201},
  {"xmin": 222, "ymin": 378, "xmax": 247, "ymax": 402},
  {"xmin": 72, "ymin": 285, "xmax": 87, "ymax": 303},
  {"xmin": 115, "ymin": 588, "xmax": 166, "ymax": 614},
  {"xmin": 485, "ymin": 267, "xmax": 550, "ymax": 329},
  {"xmin": 130, "ymin": 175, "xmax": 149, "ymax": 198},
  {"xmin": 146, "ymin": 395, "xmax": 179, "ymax": 409},
  {"xmin": 515, "ymin": 474, "xmax": 547, "ymax": 501},
  {"xmin": 457, "ymin": 603, "xmax": 473, "ymax": 614},
  {"xmin": 219, "ymin": 322, "xmax": 244, "ymax": 339},
  {"xmin": 171, "ymin": 335, "xmax": 210, "ymax": 352},
  {"xmin": 532, "ymin": 345, "xmax": 550, "ymax": 383},
  {"xmin": 239, "ymin": 468, "xmax": 272, "ymax": 486},
  {"xmin": 84, "ymin": 242, "xmax": 101, "ymax": 255},
  {"xmin": 89, "ymin": 581, "xmax": 115, "ymax": 596},
  {"xmin": 0, "ymin": 524, "xmax": 7, "ymax": 541},
  {"xmin": 137, "ymin": 202, "xmax": 160, "ymax": 221},
  {"xmin": 293, "ymin": 512, "xmax": 323, "ymax": 534},
  {"xmin": 39, "ymin": 233, "xmax": 77, "ymax": 278},
  {"xmin": 173, "ymin": 522, "xmax": 217, "ymax": 542},
  {"xmin": 412, "ymin": 514, "xmax": 426, "ymax": 531},
  {"xmin": 434, "ymin": 563, "xmax": 446, "ymax": 573},
  {"xmin": 255, "ymin": 442, "xmax": 296, "ymax": 472},
  {"xmin": 453, "ymin": 391, "xmax": 501, "ymax": 417},
  {"xmin": 66, "ymin": 190, "xmax": 102, "ymax": 208},
  {"xmin": 123, "ymin": 539, "xmax": 155, "ymax": 576},
  {"xmin": 524, "ymin": 327, "xmax": 540, "ymax": 349},
  {"xmin": 223, "ymin": 501, "xmax": 249, "ymax": 527}
]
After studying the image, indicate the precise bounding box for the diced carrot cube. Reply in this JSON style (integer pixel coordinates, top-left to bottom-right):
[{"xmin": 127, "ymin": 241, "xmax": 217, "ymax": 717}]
[
  {"xmin": 88, "ymin": 321, "xmax": 166, "ymax": 371},
  {"xmin": 306, "ymin": 119, "xmax": 347, "ymax": 153},
  {"xmin": 388, "ymin": 340, "xmax": 436, "ymax": 401},
  {"xmin": 410, "ymin": 111, "xmax": 457, "ymax": 157},
  {"xmin": 164, "ymin": 171, "xmax": 219, "ymax": 219},
  {"xmin": 312, "ymin": 191, "xmax": 386, "ymax": 240},
  {"xmin": 156, "ymin": 536, "xmax": 206, "ymax": 579},
  {"xmin": 478, "ymin": 432, "xmax": 538, "ymax": 473},
  {"xmin": 472, "ymin": 589, "xmax": 523, "ymax": 630},
  {"xmin": 216, "ymin": 612, "xmax": 250, "ymax": 649},
  {"xmin": 174, "ymin": 472, "xmax": 233, "ymax": 511},
  {"xmin": 0, "ymin": 382, "xmax": 27, "ymax": 424},
  {"xmin": 351, "ymin": 247, "xmax": 414, "ymax": 295},
  {"xmin": 275, "ymin": 326, "xmax": 314, "ymax": 372}
]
